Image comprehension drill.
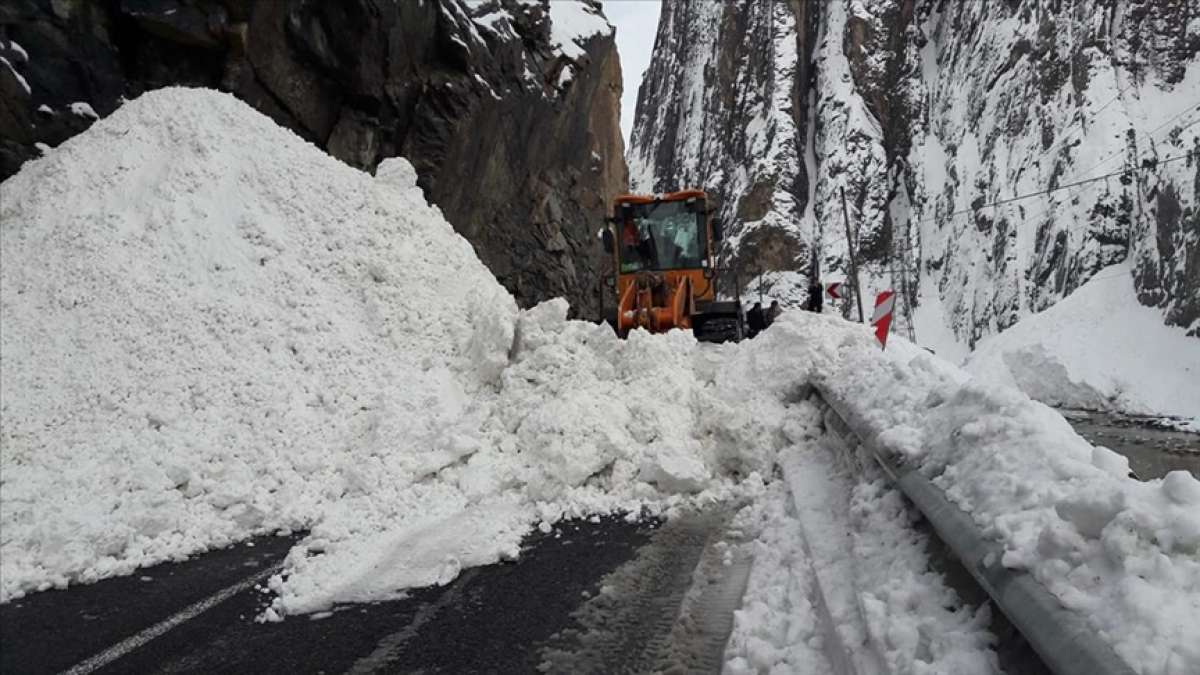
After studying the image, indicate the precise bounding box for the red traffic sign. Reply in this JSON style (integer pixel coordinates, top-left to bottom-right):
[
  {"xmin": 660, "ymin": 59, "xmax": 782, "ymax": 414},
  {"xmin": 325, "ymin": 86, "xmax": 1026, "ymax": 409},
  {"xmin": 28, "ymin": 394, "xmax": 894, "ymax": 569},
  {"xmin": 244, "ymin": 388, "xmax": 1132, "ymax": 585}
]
[
  {"xmin": 871, "ymin": 290, "xmax": 896, "ymax": 349},
  {"xmin": 825, "ymin": 282, "xmax": 843, "ymax": 300}
]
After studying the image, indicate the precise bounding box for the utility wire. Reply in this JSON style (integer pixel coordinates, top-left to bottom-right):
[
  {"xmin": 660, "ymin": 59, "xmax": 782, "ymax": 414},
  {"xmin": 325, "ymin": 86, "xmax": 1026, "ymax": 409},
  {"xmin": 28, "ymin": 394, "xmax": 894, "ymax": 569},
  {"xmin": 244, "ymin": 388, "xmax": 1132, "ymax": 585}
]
[
  {"xmin": 1003, "ymin": 118, "xmax": 1199, "ymax": 257},
  {"xmin": 1064, "ymin": 100, "xmax": 1200, "ymax": 182},
  {"xmin": 914, "ymin": 151, "xmax": 1193, "ymax": 227},
  {"xmin": 1029, "ymin": 82, "xmax": 1135, "ymax": 168},
  {"xmin": 834, "ymin": 99, "xmax": 1197, "ymax": 293},
  {"xmin": 1003, "ymin": 101, "xmax": 1200, "ymax": 249},
  {"xmin": 910, "ymin": 100, "xmax": 1200, "ymax": 230}
]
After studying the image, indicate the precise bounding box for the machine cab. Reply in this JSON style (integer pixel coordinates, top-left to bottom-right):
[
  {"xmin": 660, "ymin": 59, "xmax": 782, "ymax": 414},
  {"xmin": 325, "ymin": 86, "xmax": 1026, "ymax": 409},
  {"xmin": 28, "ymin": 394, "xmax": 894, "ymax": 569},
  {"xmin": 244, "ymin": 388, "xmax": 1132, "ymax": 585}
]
[{"xmin": 602, "ymin": 190, "xmax": 721, "ymax": 304}]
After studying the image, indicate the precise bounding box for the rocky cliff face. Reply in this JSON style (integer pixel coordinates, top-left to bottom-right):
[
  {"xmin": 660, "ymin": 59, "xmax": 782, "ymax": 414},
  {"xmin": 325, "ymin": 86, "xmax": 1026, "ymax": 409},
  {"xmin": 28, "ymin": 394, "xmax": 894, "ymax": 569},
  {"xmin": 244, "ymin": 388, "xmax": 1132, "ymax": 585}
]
[
  {"xmin": 629, "ymin": 0, "xmax": 816, "ymax": 300},
  {"xmin": 631, "ymin": 0, "xmax": 1199, "ymax": 341},
  {"xmin": 0, "ymin": 0, "xmax": 627, "ymax": 315}
]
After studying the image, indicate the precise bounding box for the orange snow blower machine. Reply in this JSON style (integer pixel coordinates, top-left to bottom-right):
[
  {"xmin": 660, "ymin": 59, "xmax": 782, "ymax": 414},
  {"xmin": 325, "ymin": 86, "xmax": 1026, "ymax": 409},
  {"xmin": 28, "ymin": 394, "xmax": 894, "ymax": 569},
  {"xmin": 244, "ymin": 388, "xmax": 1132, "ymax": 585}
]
[{"xmin": 599, "ymin": 190, "xmax": 745, "ymax": 342}]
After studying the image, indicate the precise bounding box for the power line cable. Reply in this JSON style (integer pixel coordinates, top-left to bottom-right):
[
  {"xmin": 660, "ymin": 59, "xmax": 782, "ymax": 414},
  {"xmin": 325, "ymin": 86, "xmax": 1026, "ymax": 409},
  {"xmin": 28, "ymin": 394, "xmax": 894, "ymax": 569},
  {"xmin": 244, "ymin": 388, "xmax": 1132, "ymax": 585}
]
[
  {"xmin": 914, "ymin": 151, "xmax": 1193, "ymax": 228},
  {"xmin": 1029, "ymin": 82, "xmax": 1135, "ymax": 169},
  {"xmin": 839, "ymin": 99, "xmax": 1198, "ymax": 296},
  {"xmin": 913, "ymin": 103, "xmax": 1200, "ymax": 249},
  {"xmin": 1066, "ymin": 100, "xmax": 1200, "ymax": 182},
  {"xmin": 1002, "ymin": 119, "xmax": 1199, "ymax": 257},
  {"xmin": 911, "ymin": 100, "xmax": 1200, "ymax": 230}
]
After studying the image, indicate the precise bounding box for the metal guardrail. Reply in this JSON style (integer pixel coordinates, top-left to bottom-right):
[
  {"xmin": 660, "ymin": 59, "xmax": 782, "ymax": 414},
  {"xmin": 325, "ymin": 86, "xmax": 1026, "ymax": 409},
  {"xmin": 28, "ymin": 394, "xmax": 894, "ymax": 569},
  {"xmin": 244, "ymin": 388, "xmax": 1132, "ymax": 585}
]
[{"xmin": 811, "ymin": 385, "xmax": 1136, "ymax": 675}]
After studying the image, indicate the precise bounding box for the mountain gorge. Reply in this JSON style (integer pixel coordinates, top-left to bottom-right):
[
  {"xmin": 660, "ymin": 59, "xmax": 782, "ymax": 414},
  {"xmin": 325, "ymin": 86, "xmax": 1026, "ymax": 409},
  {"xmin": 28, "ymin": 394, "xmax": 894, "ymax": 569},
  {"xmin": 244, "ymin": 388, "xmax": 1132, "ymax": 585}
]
[
  {"xmin": 630, "ymin": 0, "xmax": 1200, "ymax": 345},
  {"xmin": 0, "ymin": 0, "xmax": 626, "ymax": 314}
]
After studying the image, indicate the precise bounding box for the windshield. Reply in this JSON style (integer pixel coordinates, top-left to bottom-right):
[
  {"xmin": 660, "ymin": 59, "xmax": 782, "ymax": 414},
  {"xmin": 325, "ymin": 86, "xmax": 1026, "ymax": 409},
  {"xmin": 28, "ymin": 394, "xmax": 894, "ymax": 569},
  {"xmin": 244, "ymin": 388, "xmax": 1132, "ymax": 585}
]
[{"xmin": 617, "ymin": 200, "xmax": 705, "ymax": 273}]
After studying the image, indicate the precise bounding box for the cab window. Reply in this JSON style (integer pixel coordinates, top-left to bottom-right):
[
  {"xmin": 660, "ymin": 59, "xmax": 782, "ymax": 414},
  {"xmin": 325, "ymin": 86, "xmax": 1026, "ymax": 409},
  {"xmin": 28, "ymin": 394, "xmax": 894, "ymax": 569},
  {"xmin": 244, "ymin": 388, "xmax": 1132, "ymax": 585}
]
[{"xmin": 616, "ymin": 200, "xmax": 705, "ymax": 272}]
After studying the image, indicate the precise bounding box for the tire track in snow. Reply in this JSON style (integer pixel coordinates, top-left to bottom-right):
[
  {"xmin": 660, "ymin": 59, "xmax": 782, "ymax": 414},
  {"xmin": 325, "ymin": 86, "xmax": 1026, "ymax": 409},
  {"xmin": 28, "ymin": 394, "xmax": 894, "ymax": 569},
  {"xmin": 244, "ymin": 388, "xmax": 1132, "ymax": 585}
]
[
  {"xmin": 783, "ymin": 436, "xmax": 887, "ymax": 675},
  {"xmin": 537, "ymin": 509, "xmax": 750, "ymax": 674},
  {"xmin": 773, "ymin": 401, "xmax": 1003, "ymax": 674}
]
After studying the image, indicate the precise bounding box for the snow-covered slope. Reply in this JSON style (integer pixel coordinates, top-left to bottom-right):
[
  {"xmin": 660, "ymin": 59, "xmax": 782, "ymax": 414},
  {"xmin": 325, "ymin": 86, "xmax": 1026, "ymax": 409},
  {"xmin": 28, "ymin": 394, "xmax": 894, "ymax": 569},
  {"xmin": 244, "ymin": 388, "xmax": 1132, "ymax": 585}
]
[
  {"xmin": 631, "ymin": 0, "xmax": 1199, "ymax": 364},
  {"xmin": 965, "ymin": 262, "xmax": 1200, "ymax": 420},
  {"xmin": 902, "ymin": 0, "xmax": 1200, "ymax": 345}
]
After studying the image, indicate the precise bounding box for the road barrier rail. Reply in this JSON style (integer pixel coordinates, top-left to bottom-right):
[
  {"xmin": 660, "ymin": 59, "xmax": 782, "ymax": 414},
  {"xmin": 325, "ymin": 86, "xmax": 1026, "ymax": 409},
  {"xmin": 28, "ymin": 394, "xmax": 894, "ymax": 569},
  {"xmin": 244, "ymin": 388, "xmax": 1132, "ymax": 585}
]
[{"xmin": 811, "ymin": 385, "xmax": 1136, "ymax": 675}]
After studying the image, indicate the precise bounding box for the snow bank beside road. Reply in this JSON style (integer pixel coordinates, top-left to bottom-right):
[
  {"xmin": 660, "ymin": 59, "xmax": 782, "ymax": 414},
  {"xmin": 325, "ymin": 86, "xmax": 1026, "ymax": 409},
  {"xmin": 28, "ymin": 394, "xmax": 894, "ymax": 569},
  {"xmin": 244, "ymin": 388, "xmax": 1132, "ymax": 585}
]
[
  {"xmin": 965, "ymin": 263, "xmax": 1200, "ymax": 422},
  {"xmin": 792, "ymin": 313, "xmax": 1200, "ymax": 675},
  {"xmin": 0, "ymin": 87, "xmax": 519, "ymax": 601}
]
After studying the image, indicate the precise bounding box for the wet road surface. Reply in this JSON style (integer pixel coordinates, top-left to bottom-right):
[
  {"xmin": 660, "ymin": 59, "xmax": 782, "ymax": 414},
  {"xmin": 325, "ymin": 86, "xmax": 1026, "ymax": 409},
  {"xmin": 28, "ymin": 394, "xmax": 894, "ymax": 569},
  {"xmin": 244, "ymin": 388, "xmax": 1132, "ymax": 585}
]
[
  {"xmin": 1062, "ymin": 408, "xmax": 1200, "ymax": 479},
  {"xmin": 1, "ymin": 512, "xmax": 750, "ymax": 675}
]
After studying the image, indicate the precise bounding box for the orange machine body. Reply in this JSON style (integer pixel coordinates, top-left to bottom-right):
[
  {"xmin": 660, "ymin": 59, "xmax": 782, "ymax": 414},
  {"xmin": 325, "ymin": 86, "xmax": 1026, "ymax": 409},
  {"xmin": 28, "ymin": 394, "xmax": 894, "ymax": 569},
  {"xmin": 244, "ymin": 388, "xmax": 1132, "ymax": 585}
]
[{"xmin": 607, "ymin": 190, "xmax": 718, "ymax": 336}]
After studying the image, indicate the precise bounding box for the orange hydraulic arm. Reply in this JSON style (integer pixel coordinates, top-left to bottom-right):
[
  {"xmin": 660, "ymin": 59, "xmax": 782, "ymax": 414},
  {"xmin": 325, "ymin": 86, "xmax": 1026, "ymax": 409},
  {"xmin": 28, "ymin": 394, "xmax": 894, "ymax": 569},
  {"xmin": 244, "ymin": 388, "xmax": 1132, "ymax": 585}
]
[{"xmin": 617, "ymin": 273, "xmax": 694, "ymax": 334}]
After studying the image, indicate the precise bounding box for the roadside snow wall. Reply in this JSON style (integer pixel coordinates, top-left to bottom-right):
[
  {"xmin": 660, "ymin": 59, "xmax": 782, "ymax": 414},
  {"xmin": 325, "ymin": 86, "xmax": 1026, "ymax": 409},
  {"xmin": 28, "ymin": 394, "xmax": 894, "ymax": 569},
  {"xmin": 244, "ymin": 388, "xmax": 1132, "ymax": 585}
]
[{"xmin": 777, "ymin": 314, "xmax": 1200, "ymax": 675}]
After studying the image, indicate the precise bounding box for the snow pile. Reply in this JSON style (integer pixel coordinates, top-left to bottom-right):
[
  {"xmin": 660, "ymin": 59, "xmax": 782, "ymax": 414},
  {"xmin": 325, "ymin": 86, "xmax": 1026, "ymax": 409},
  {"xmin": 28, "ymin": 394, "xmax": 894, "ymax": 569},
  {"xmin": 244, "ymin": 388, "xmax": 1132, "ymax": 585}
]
[
  {"xmin": 268, "ymin": 301, "xmax": 780, "ymax": 617},
  {"xmin": 0, "ymin": 88, "xmax": 768, "ymax": 613},
  {"xmin": 790, "ymin": 314, "xmax": 1200, "ymax": 675},
  {"xmin": 0, "ymin": 87, "xmax": 518, "ymax": 601},
  {"xmin": 964, "ymin": 263, "xmax": 1200, "ymax": 423}
]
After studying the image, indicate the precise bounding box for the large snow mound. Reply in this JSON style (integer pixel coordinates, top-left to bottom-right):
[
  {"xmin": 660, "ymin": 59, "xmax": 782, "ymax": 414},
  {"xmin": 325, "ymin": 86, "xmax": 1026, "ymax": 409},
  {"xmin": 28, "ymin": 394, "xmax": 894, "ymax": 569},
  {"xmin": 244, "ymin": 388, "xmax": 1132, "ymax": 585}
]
[
  {"xmin": 0, "ymin": 87, "xmax": 518, "ymax": 598},
  {"xmin": 964, "ymin": 263, "xmax": 1200, "ymax": 423},
  {"xmin": 0, "ymin": 88, "xmax": 774, "ymax": 612}
]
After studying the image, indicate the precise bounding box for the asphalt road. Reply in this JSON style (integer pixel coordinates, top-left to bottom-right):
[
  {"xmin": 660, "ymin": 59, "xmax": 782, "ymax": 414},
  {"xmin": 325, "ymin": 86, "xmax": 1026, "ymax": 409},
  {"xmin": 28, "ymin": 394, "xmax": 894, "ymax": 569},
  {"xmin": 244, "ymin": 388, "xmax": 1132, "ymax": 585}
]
[{"xmin": 1, "ymin": 512, "xmax": 751, "ymax": 675}]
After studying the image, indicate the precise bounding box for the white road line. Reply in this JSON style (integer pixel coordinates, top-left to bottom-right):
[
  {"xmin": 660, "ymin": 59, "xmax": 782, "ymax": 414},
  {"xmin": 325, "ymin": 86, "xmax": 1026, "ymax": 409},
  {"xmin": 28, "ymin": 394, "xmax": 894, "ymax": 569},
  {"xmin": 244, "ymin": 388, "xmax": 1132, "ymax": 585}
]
[{"xmin": 61, "ymin": 564, "xmax": 281, "ymax": 675}]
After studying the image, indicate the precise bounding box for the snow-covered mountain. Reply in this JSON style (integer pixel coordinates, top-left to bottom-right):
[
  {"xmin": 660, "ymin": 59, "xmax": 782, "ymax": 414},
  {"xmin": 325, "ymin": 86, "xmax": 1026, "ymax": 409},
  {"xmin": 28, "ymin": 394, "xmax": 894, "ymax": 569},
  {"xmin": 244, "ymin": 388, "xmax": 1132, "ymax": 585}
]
[
  {"xmin": 630, "ymin": 0, "xmax": 1199, "ymax": 345},
  {"xmin": 0, "ymin": 0, "xmax": 627, "ymax": 314}
]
